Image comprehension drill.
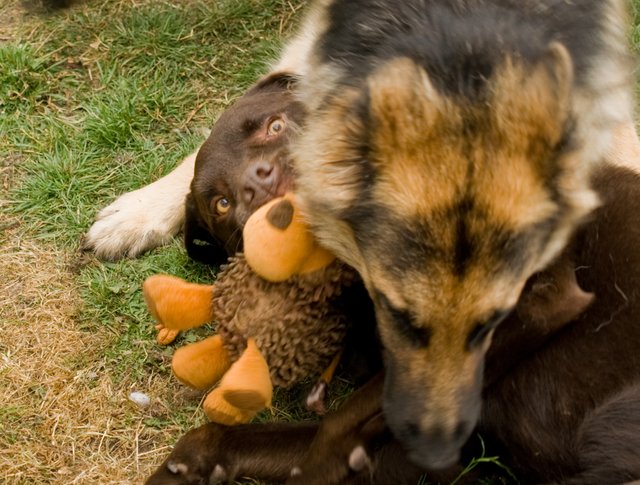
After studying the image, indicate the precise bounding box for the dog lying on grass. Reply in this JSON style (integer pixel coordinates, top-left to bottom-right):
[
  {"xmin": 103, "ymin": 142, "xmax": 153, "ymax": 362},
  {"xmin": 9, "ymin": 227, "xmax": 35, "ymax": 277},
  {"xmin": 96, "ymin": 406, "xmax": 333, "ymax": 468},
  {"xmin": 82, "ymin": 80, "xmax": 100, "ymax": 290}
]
[
  {"xmin": 83, "ymin": 0, "xmax": 640, "ymax": 481},
  {"xmin": 83, "ymin": 73, "xmax": 304, "ymax": 264},
  {"xmin": 146, "ymin": 164, "xmax": 640, "ymax": 484}
]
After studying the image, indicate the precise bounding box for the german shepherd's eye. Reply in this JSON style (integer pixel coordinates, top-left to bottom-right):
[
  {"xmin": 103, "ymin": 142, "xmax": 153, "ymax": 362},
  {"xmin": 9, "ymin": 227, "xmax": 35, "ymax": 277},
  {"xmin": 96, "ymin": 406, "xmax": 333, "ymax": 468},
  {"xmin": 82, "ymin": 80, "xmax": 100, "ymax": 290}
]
[
  {"xmin": 267, "ymin": 116, "xmax": 286, "ymax": 136},
  {"xmin": 376, "ymin": 291, "xmax": 432, "ymax": 347},
  {"xmin": 213, "ymin": 197, "xmax": 231, "ymax": 216},
  {"xmin": 466, "ymin": 309, "xmax": 512, "ymax": 350}
]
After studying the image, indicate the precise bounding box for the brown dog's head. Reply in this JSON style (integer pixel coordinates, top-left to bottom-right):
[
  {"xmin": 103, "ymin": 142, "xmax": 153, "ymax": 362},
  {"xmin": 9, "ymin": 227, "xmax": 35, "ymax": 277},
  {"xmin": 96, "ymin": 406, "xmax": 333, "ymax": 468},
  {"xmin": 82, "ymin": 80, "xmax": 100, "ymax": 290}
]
[
  {"xmin": 185, "ymin": 73, "xmax": 305, "ymax": 265},
  {"xmin": 294, "ymin": 46, "xmax": 599, "ymax": 469}
]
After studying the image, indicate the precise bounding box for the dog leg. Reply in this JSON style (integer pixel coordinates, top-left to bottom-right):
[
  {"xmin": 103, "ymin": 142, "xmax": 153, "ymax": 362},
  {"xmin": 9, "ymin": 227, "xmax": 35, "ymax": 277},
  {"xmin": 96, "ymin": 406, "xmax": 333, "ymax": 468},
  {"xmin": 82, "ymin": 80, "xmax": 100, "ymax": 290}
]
[
  {"xmin": 286, "ymin": 373, "xmax": 386, "ymax": 484},
  {"xmin": 83, "ymin": 149, "xmax": 197, "ymax": 260},
  {"xmin": 541, "ymin": 384, "xmax": 640, "ymax": 485},
  {"xmin": 145, "ymin": 421, "xmax": 318, "ymax": 485}
]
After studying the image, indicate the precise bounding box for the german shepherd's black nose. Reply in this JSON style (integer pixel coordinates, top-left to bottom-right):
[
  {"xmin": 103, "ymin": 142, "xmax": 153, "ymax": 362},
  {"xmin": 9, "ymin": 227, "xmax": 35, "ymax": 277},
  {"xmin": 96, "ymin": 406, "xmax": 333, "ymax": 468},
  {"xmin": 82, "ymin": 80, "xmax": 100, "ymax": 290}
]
[{"xmin": 383, "ymin": 359, "xmax": 482, "ymax": 470}]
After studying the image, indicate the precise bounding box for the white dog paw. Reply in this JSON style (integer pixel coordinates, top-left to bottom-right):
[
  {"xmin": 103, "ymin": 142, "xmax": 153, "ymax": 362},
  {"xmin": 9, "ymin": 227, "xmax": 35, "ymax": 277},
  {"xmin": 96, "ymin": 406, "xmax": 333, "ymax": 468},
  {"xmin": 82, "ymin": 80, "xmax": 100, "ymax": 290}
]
[
  {"xmin": 83, "ymin": 150, "xmax": 198, "ymax": 260},
  {"xmin": 83, "ymin": 187, "xmax": 185, "ymax": 260}
]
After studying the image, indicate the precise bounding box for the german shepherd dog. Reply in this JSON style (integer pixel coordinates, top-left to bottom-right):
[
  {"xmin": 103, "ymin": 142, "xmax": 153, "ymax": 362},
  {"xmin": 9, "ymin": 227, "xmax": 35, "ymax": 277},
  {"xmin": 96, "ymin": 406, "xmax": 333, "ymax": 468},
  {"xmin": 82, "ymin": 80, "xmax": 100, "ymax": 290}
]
[{"xmin": 271, "ymin": 0, "xmax": 636, "ymax": 470}]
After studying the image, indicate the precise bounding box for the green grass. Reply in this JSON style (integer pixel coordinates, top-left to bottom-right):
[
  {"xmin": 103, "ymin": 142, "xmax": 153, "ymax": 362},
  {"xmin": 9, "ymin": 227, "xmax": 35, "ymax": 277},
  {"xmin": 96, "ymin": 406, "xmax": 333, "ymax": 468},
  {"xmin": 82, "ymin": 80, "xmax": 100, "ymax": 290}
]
[
  {"xmin": 3, "ymin": 0, "xmax": 297, "ymax": 247},
  {"xmin": 2, "ymin": 0, "xmax": 640, "ymax": 483},
  {"xmin": 1, "ymin": 1, "xmax": 307, "ymax": 482},
  {"xmin": 3, "ymin": 0, "xmax": 304, "ymax": 391}
]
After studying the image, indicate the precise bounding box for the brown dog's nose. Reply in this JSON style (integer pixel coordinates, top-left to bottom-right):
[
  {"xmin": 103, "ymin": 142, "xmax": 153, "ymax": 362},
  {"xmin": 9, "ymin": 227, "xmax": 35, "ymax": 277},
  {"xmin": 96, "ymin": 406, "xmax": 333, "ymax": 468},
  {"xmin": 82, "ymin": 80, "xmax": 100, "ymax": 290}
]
[
  {"xmin": 242, "ymin": 161, "xmax": 278, "ymax": 205},
  {"xmin": 255, "ymin": 161, "xmax": 274, "ymax": 179}
]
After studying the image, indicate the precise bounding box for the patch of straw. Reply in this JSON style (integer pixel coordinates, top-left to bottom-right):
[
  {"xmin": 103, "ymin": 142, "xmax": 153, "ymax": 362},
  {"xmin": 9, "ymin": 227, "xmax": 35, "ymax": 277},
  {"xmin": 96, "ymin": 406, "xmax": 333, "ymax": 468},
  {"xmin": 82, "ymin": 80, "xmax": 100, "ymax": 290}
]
[{"xmin": 0, "ymin": 219, "xmax": 193, "ymax": 484}]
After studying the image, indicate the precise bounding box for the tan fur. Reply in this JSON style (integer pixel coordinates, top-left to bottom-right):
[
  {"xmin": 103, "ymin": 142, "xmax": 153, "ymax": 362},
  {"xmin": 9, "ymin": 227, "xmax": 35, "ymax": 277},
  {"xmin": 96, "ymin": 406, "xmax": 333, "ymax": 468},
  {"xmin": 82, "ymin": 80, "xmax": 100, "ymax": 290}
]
[{"xmin": 270, "ymin": 0, "xmax": 333, "ymax": 78}]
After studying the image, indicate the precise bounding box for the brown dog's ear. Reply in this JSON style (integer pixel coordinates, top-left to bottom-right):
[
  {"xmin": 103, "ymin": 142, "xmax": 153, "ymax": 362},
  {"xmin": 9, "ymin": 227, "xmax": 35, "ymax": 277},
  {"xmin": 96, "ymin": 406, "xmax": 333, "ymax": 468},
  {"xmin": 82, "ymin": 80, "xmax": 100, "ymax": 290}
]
[
  {"xmin": 184, "ymin": 193, "xmax": 229, "ymax": 266},
  {"xmin": 485, "ymin": 255, "xmax": 594, "ymax": 387},
  {"xmin": 247, "ymin": 72, "xmax": 299, "ymax": 95},
  {"xmin": 517, "ymin": 256, "xmax": 594, "ymax": 330}
]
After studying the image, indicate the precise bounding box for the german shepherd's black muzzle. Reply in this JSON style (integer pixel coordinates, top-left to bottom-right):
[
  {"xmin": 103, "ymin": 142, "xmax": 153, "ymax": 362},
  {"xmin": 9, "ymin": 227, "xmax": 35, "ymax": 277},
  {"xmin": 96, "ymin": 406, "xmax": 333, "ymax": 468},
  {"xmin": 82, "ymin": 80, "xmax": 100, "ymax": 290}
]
[{"xmin": 383, "ymin": 352, "xmax": 483, "ymax": 470}]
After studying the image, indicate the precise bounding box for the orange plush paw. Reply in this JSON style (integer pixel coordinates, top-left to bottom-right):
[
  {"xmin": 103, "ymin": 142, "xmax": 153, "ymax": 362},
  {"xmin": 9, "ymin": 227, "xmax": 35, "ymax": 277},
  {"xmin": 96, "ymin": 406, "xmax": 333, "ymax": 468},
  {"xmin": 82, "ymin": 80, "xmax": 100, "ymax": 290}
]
[
  {"xmin": 203, "ymin": 389, "xmax": 258, "ymax": 425},
  {"xmin": 143, "ymin": 274, "xmax": 215, "ymax": 335},
  {"xmin": 155, "ymin": 325, "xmax": 180, "ymax": 345}
]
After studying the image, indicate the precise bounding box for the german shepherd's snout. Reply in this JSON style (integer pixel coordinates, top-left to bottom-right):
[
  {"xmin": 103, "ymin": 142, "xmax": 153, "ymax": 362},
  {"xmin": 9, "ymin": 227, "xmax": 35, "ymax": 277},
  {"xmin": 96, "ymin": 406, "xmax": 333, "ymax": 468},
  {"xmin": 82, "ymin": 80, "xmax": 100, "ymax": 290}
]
[
  {"xmin": 383, "ymin": 352, "xmax": 482, "ymax": 469},
  {"xmin": 373, "ymin": 277, "xmax": 517, "ymax": 468}
]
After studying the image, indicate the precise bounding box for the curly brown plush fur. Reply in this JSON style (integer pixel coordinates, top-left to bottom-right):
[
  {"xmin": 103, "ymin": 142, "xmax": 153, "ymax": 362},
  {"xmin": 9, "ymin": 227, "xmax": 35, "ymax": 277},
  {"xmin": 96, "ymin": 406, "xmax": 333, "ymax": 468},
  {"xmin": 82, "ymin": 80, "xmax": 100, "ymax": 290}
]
[{"xmin": 214, "ymin": 255, "xmax": 359, "ymax": 388}]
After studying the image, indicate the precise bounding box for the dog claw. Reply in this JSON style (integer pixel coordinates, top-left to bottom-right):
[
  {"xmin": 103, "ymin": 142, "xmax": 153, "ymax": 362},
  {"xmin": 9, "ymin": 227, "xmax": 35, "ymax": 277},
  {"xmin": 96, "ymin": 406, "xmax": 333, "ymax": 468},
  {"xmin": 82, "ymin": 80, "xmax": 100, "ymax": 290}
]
[
  {"xmin": 348, "ymin": 445, "xmax": 371, "ymax": 472},
  {"xmin": 210, "ymin": 464, "xmax": 227, "ymax": 483},
  {"xmin": 305, "ymin": 381, "xmax": 328, "ymax": 414}
]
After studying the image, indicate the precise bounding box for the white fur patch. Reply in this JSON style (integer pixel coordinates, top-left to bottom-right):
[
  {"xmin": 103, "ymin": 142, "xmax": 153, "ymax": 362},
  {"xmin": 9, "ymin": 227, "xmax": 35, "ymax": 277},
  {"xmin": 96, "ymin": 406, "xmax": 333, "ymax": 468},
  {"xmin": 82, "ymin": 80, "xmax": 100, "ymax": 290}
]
[
  {"xmin": 83, "ymin": 149, "xmax": 197, "ymax": 260},
  {"xmin": 211, "ymin": 464, "xmax": 227, "ymax": 482}
]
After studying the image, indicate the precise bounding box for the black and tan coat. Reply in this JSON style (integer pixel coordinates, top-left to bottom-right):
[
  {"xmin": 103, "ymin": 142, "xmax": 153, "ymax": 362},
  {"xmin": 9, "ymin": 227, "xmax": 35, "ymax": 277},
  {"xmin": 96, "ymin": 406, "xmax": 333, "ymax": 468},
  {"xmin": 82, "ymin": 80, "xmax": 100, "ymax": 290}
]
[{"xmin": 273, "ymin": 0, "xmax": 636, "ymax": 470}]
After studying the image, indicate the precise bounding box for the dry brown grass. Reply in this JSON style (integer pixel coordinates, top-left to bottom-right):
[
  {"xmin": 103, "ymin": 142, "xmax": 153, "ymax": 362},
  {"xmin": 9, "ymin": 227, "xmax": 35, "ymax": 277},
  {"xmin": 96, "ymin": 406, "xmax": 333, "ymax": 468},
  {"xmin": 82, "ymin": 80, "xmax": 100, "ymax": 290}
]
[
  {"xmin": 0, "ymin": 0, "xmax": 303, "ymax": 482},
  {"xmin": 0, "ymin": 2, "xmax": 206, "ymax": 483},
  {"xmin": 0, "ymin": 217, "xmax": 203, "ymax": 484}
]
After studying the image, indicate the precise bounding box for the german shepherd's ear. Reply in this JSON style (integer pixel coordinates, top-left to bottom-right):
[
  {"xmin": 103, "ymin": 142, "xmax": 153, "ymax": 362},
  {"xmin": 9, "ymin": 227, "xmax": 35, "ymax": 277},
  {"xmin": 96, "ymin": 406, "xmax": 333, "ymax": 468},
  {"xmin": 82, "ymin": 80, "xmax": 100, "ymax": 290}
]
[
  {"xmin": 367, "ymin": 57, "xmax": 444, "ymax": 148},
  {"xmin": 517, "ymin": 256, "xmax": 594, "ymax": 330},
  {"xmin": 184, "ymin": 193, "xmax": 228, "ymax": 266},
  {"xmin": 491, "ymin": 42, "xmax": 574, "ymax": 159}
]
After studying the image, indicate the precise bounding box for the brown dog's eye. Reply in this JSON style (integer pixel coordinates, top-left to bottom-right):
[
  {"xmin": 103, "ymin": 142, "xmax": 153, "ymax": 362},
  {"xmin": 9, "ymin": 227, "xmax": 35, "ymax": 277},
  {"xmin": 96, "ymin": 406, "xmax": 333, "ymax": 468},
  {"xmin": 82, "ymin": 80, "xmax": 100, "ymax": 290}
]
[
  {"xmin": 267, "ymin": 117, "xmax": 285, "ymax": 136},
  {"xmin": 214, "ymin": 197, "xmax": 231, "ymax": 215}
]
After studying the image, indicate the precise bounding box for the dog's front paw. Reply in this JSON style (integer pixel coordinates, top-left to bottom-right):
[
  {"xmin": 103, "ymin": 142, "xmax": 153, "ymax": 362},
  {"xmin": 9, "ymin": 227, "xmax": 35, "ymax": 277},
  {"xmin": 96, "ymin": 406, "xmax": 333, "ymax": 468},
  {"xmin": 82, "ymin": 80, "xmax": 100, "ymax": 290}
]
[
  {"xmin": 83, "ymin": 184, "xmax": 186, "ymax": 260},
  {"xmin": 83, "ymin": 151, "xmax": 197, "ymax": 260},
  {"xmin": 145, "ymin": 422, "xmax": 232, "ymax": 485}
]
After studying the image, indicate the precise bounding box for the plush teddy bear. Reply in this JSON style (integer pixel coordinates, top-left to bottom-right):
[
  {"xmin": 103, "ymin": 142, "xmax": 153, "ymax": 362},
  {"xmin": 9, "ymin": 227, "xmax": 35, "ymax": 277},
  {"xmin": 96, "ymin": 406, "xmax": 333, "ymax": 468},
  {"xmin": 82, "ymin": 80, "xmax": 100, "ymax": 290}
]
[{"xmin": 142, "ymin": 193, "xmax": 360, "ymax": 425}]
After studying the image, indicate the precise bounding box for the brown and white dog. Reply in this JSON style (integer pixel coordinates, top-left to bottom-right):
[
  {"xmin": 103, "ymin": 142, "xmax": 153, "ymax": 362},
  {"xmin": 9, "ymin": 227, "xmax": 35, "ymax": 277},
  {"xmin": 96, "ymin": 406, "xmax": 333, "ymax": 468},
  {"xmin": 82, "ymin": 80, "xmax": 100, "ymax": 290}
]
[
  {"xmin": 83, "ymin": 73, "xmax": 304, "ymax": 264},
  {"xmin": 182, "ymin": 73, "xmax": 304, "ymax": 265}
]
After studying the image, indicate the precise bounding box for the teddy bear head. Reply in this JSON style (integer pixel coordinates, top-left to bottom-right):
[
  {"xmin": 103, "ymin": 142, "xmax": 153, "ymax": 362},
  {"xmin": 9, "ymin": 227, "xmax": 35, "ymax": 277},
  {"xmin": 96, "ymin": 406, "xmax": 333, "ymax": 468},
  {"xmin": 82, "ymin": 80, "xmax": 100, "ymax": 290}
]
[{"xmin": 242, "ymin": 193, "xmax": 335, "ymax": 282}]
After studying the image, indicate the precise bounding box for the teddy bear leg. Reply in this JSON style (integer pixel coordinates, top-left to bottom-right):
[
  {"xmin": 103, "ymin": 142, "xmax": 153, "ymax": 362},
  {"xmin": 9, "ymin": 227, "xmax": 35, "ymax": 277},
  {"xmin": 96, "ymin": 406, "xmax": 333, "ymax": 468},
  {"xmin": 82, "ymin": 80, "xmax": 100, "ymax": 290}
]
[
  {"xmin": 217, "ymin": 338, "xmax": 274, "ymax": 414},
  {"xmin": 172, "ymin": 335, "xmax": 231, "ymax": 391},
  {"xmin": 203, "ymin": 389, "xmax": 258, "ymax": 425},
  {"xmin": 142, "ymin": 274, "xmax": 215, "ymax": 345}
]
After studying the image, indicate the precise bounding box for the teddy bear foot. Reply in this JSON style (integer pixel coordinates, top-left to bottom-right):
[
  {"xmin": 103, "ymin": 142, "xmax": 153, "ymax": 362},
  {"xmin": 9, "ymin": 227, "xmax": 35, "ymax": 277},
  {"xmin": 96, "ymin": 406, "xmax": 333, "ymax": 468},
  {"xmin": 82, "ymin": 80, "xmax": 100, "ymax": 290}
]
[
  {"xmin": 172, "ymin": 335, "xmax": 231, "ymax": 391},
  {"xmin": 215, "ymin": 338, "xmax": 274, "ymax": 408},
  {"xmin": 204, "ymin": 389, "xmax": 258, "ymax": 425},
  {"xmin": 156, "ymin": 326, "xmax": 180, "ymax": 345}
]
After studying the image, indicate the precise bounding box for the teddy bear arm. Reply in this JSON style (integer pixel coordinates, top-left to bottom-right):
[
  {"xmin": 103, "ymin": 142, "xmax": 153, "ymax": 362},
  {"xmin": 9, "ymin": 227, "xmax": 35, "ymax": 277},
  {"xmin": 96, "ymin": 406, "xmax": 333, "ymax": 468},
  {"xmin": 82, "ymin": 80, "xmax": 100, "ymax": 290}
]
[{"xmin": 143, "ymin": 275, "xmax": 216, "ymax": 344}]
